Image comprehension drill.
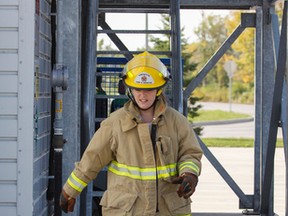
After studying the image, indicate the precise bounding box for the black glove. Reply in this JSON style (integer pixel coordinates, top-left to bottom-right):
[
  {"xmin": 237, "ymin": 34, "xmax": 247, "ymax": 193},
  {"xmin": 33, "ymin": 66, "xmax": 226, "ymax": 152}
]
[
  {"xmin": 172, "ymin": 172, "xmax": 198, "ymax": 199},
  {"xmin": 60, "ymin": 189, "xmax": 76, "ymax": 213}
]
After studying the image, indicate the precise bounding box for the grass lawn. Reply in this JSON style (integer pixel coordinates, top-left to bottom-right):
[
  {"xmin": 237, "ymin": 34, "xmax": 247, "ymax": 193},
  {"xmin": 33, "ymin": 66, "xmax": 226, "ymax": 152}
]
[
  {"xmin": 201, "ymin": 138, "xmax": 284, "ymax": 148},
  {"xmin": 188, "ymin": 110, "xmax": 283, "ymax": 148},
  {"xmin": 190, "ymin": 110, "xmax": 251, "ymax": 123}
]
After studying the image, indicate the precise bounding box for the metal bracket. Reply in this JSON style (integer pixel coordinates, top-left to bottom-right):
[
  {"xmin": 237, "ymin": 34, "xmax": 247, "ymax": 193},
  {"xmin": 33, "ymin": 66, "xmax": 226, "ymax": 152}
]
[
  {"xmin": 241, "ymin": 13, "xmax": 256, "ymax": 28},
  {"xmin": 242, "ymin": 209, "xmax": 260, "ymax": 215},
  {"xmin": 51, "ymin": 65, "xmax": 68, "ymax": 90},
  {"xmin": 239, "ymin": 194, "xmax": 254, "ymax": 209}
]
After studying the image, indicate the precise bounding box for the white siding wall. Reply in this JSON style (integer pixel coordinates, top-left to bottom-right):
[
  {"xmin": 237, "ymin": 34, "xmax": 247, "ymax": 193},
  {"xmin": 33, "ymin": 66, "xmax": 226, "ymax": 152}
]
[
  {"xmin": 18, "ymin": 0, "xmax": 35, "ymax": 215},
  {"xmin": 0, "ymin": 2, "xmax": 19, "ymax": 215},
  {"xmin": 0, "ymin": 1, "xmax": 35, "ymax": 215}
]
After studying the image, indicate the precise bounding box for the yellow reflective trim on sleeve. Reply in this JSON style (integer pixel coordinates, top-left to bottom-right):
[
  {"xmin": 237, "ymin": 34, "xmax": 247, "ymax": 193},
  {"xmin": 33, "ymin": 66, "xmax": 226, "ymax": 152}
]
[
  {"xmin": 108, "ymin": 160, "xmax": 177, "ymax": 180},
  {"xmin": 71, "ymin": 172, "xmax": 88, "ymax": 187},
  {"xmin": 178, "ymin": 161, "xmax": 200, "ymax": 175},
  {"xmin": 157, "ymin": 163, "xmax": 178, "ymax": 178},
  {"xmin": 67, "ymin": 172, "xmax": 88, "ymax": 193},
  {"xmin": 67, "ymin": 178, "xmax": 82, "ymax": 192}
]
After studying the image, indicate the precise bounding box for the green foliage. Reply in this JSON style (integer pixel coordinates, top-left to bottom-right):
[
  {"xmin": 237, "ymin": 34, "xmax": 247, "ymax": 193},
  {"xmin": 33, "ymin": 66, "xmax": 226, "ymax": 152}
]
[
  {"xmin": 189, "ymin": 110, "xmax": 250, "ymax": 123},
  {"xmin": 183, "ymin": 50, "xmax": 198, "ymax": 87},
  {"xmin": 226, "ymin": 11, "xmax": 255, "ymax": 87},
  {"xmin": 149, "ymin": 14, "xmax": 198, "ymax": 88},
  {"xmin": 193, "ymin": 85, "xmax": 229, "ymax": 102},
  {"xmin": 232, "ymin": 81, "xmax": 254, "ymax": 104},
  {"xmin": 192, "ymin": 13, "xmax": 229, "ymax": 88},
  {"xmin": 192, "ymin": 81, "xmax": 254, "ymax": 104},
  {"xmin": 187, "ymin": 95, "xmax": 203, "ymax": 135},
  {"xmin": 149, "ymin": 14, "xmax": 170, "ymax": 51},
  {"xmin": 188, "ymin": 11, "xmax": 256, "ymax": 104},
  {"xmin": 98, "ymin": 38, "xmax": 117, "ymax": 52},
  {"xmin": 149, "ymin": 14, "xmax": 202, "ymax": 135}
]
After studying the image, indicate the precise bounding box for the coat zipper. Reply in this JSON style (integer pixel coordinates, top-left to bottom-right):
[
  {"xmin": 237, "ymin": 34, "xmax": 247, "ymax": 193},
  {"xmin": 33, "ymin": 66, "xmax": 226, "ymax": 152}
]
[{"xmin": 150, "ymin": 124, "xmax": 159, "ymax": 212}]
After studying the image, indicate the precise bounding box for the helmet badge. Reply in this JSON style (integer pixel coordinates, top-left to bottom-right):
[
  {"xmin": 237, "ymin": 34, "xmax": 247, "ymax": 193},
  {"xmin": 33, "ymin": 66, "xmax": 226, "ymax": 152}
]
[{"xmin": 135, "ymin": 72, "xmax": 154, "ymax": 84}]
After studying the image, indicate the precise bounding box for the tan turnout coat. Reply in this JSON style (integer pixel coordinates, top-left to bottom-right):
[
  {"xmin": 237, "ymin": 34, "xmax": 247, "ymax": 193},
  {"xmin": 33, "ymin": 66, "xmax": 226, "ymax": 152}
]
[{"xmin": 63, "ymin": 95, "xmax": 203, "ymax": 215}]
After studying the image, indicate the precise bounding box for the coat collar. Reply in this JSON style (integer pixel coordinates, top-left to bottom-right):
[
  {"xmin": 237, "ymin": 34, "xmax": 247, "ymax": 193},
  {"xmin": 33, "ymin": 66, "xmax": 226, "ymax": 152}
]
[{"xmin": 121, "ymin": 95, "xmax": 167, "ymax": 132}]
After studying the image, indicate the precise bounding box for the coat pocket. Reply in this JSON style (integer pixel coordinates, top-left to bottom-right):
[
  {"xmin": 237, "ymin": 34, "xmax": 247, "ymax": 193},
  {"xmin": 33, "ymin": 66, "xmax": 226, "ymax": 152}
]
[
  {"xmin": 100, "ymin": 189, "xmax": 138, "ymax": 213},
  {"xmin": 157, "ymin": 136, "xmax": 172, "ymax": 155},
  {"xmin": 156, "ymin": 135, "xmax": 175, "ymax": 161},
  {"xmin": 162, "ymin": 191, "xmax": 191, "ymax": 214},
  {"xmin": 156, "ymin": 135, "xmax": 178, "ymax": 183}
]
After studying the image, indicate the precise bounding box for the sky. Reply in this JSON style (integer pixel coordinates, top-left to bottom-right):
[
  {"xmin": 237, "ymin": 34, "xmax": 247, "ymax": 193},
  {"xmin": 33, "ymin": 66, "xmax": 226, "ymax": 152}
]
[{"xmin": 97, "ymin": 9, "xmax": 230, "ymax": 50}]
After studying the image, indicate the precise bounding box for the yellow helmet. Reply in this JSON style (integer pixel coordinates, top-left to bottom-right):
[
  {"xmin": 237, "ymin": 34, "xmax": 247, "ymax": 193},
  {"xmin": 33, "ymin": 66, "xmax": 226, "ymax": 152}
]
[{"xmin": 122, "ymin": 51, "xmax": 170, "ymax": 90}]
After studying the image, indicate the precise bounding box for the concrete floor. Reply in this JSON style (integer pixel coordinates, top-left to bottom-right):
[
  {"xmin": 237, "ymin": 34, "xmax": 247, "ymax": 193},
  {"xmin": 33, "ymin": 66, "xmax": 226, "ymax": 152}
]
[
  {"xmin": 191, "ymin": 148, "xmax": 285, "ymax": 216},
  {"xmin": 193, "ymin": 214, "xmax": 247, "ymax": 216},
  {"xmin": 192, "ymin": 102, "xmax": 285, "ymax": 216}
]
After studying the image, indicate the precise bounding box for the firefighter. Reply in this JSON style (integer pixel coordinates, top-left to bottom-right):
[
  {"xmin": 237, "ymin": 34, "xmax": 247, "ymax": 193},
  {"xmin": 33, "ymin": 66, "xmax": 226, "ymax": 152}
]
[{"xmin": 60, "ymin": 51, "xmax": 203, "ymax": 215}]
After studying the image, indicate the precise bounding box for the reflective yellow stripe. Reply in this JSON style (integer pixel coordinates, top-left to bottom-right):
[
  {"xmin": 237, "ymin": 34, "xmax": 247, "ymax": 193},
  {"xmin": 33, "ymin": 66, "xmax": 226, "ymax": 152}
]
[
  {"xmin": 158, "ymin": 163, "xmax": 177, "ymax": 178},
  {"xmin": 178, "ymin": 161, "xmax": 200, "ymax": 175},
  {"xmin": 108, "ymin": 160, "xmax": 177, "ymax": 180},
  {"xmin": 67, "ymin": 172, "xmax": 88, "ymax": 192}
]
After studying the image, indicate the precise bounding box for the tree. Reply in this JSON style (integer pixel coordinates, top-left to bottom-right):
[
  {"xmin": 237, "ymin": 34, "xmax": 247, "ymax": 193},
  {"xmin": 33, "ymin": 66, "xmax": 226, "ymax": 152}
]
[
  {"xmin": 149, "ymin": 14, "xmax": 202, "ymax": 134},
  {"xmin": 149, "ymin": 15, "xmax": 198, "ymax": 86},
  {"xmin": 188, "ymin": 11, "xmax": 256, "ymax": 103},
  {"xmin": 225, "ymin": 11, "xmax": 255, "ymax": 103},
  {"xmin": 191, "ymin": 12, "xmax": 229, "ymax": 89}
]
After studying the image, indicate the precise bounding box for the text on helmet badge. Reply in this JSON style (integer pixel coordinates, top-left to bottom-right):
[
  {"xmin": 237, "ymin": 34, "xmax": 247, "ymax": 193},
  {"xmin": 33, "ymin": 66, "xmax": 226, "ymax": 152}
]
[{"xmin": 134, "ymin": 72, "xmax": 154, "ymax": 84}]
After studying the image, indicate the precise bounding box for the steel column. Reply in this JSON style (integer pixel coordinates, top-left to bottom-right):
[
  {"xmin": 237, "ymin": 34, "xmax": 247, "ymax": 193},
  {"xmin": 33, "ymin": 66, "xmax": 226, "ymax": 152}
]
[
  {"xmin": 282, "ymin": 82, "xmax": 288, "ymax": 216},
  {"xmin": 61, "ymin": 0, "xmax": 82, "ymax": 215},
  {"xmin": 261, "ymin": 2, "xmax": 287, "ymax": 215},
  {"xmin": 254, "ymin": 7, "xmax": 263, "ymax": 214},
  {"xmin": 52, "ymin": 0, "xmax": 68, "ymax": 215},
  {"xmin": 259, "ymin": 2, "xmax": 276, "ymax": 215},
  {"xmin": 81, "ymin": 0, "xmax": 98, "ymax": 215},
  {"xmin": 170, "ymin": 0, "xmax": 183, "ymax": 112}
]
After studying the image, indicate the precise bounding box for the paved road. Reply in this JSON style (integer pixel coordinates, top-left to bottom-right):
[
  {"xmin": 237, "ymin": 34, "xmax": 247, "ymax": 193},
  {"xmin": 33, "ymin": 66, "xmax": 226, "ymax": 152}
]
[
  {"xmin": 196, "ymin": 102, "xmax": 283, "ymax": 139},
  {"xmin": 198, "ymin": 102, "xmax": 255, "ymax": 116},
  {"xmin": 190, "ymin": 102, "xmax": 286, "ymax": 215}
]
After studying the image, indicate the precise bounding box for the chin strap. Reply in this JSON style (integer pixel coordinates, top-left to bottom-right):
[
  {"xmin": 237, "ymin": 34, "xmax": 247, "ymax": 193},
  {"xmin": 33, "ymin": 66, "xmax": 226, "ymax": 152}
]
[
  {"xmin": 156, "ymin": 89, "xmax": 162, "ymax": 96},
  {"xmin": 127, "ymin": 88, "xmax": 137, "ymax": 106}
]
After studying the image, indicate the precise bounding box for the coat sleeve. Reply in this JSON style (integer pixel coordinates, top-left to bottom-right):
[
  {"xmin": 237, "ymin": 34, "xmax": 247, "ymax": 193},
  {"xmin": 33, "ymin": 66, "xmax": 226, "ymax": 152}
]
[
  {"xmin": 63, "ymin": 119, "xmax": 115, "ymax": 198},
  {"xmin": 176, "ymin": 115, "xmax": 203, "ymax": 177}
]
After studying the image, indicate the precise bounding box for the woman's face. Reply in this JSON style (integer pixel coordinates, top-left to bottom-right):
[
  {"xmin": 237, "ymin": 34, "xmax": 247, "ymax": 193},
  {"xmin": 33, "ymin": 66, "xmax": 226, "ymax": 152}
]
[{"xmin": 131, "ymin": 89, "xmax": 157, "ymax": 110}]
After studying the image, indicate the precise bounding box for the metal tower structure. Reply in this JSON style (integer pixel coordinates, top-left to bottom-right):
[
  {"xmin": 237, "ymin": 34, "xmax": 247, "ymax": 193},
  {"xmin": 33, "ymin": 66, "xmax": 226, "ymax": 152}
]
[{"xmin": 58, "ymin": 0, "xmax": 287, "ymax": 215}]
